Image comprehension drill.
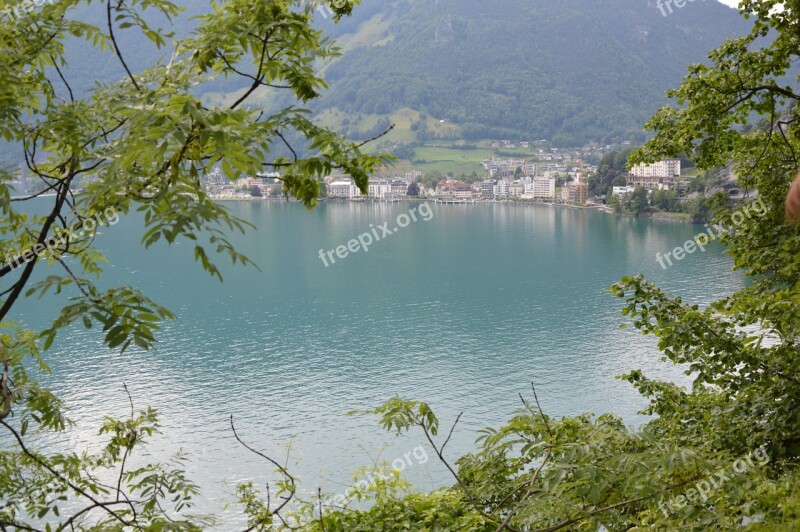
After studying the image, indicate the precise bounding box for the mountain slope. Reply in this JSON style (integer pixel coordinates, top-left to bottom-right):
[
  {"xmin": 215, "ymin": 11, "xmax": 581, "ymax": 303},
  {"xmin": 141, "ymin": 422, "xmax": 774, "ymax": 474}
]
[{"xmin": 313, "ymin": 0, "xmax": 751, "ymax": 145}]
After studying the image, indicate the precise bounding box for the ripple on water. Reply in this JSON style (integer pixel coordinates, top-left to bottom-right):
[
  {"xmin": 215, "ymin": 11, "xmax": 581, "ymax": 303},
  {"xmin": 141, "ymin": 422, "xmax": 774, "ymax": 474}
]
[{"xmin": 12, "ymin": 203, "xmax": 742, "ymax": 529}]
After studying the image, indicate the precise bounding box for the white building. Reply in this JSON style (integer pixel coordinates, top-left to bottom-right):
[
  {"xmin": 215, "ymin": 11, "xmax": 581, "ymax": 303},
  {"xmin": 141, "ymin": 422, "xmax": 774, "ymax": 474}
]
[
  {"xmin": 368, "ymin": 178, "xmax": 392, "ymax": 198},
  {"xmin": 509, "ymin": 181, "xmax": 525, "ymax": 197},
  {"xmin": 328, "ymin": 180, "xmax": 361, "ymax": 199},
  {"xmin": 480, "ymin": 179, "xmax": 496, "ymax": 198},
  {"xmin": 493, "ymin": 180, "xmax": 510, "ymax": 198},
  {"xmin": 630, "ymin": 159, "xmax": 681, "ymax": 178},
  {"xmin": 531, "ymin": 177, "xmax": 556, "ymax": 199},
  {"xmin": 612, "ymin": 185, "xmax": 636, "ymax": 196}
]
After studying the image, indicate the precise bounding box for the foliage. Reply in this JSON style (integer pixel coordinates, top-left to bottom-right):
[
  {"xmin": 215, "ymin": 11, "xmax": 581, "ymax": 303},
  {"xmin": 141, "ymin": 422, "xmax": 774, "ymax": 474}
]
[
  {"xmin": 651, "ymin": 188, "xmax": 679, "ymax": 211},
  {"xmin": 3, "ymin": 0, "xmax": 800, "ymax": 530},
  {"xmin": 588, "ymin": 146, "xmax": 636, "ymax": 196},
  {"xmin": 0, "ymin": 0, "xmax": 391, "ymax": 528},
  {"xmin": 610, "ymin": 186, "xmax": 650, "ymax": 216},
  {"xmin": 627, "ymin": 186, "xmax": 650, "ymax": 216},
  {"xmin": 607, "ymin": 193, "xmax": 622, "ymax": 214},
  {"xmin": 685, "ymin": 193, "xmax": 712, "ymax": 223},
  {"xmin": 273, "ymin": 1, "xmax": 800, "ymax": 529}
]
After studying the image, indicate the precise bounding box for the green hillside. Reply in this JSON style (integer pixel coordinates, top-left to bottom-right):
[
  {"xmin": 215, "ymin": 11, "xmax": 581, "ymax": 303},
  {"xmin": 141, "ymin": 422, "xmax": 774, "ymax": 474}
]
[
  {"xmin": 0, "ymin": 0, "xmax": 752, "ymax": 166},
  {"xmin": 313, "ymin": 0, "xmax": 751, "ymax": 145}
]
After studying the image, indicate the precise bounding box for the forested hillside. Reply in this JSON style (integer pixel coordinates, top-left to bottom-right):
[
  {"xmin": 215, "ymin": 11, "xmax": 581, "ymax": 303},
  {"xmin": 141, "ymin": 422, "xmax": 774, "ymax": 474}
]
[
  {"xmin": 0, "ymin": 0, "xmax": 751, "ymax": 166},
  {"xmin": 314, "ymin": 0, "xmax": 751, "ymax": 144}
]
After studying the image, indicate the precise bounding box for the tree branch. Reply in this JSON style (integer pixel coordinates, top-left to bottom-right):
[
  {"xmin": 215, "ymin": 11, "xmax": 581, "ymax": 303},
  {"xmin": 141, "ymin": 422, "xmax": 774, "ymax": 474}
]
[
  {"xmin": 1, "ymin": 419, "xmax": 138, "ymax": 530},
  {"xmin": 106, "ymin": 0, "xmax": 140, "ymax": 91}
]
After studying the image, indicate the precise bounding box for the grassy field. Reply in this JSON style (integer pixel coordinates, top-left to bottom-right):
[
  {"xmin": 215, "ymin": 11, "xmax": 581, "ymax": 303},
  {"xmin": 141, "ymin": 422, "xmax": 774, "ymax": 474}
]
[
  {"xmin": 315, "ymin": 107, "xmax": 463, "ymax": 146},
  {"xmin": 405, "ymin": 159, "xmax": 485, "ymax": 176},
  {"xmin": 324, "ymin": 13, "xmax": 396, "ymax": 54},
  {"xmin": 407, "ymin": 146, "xmax": 489, "ymax": 175}
]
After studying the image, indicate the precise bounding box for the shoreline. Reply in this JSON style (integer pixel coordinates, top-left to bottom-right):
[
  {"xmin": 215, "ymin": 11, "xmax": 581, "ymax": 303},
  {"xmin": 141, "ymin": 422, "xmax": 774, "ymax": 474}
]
[{"xmin": 210, "ymin": 196, "xmax": 697, "ymax": 223}]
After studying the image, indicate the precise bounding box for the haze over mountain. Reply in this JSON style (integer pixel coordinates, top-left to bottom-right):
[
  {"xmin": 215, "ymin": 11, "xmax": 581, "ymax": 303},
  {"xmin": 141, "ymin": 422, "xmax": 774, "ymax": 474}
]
[{"xmin": 311, "ymin": 0, "xmax": 751, "ymax": 145}]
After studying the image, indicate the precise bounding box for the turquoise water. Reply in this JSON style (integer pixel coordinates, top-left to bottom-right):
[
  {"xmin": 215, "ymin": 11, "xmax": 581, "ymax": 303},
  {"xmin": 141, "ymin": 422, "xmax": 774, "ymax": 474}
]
[{"xmin": 13, "ymin": 201, "xmax": 744, "ymax": 527}]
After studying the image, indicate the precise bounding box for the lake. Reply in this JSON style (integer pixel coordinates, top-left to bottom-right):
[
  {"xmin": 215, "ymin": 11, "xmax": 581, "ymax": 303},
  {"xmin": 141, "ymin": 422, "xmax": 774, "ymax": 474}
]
[{"xmin": 14, "ymin": 200, "xmax": 744, "ymax": 527}]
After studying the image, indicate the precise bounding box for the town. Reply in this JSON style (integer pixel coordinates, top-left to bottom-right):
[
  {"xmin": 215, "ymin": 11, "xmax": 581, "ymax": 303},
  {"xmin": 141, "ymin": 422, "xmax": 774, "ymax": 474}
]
[{"xmin": 201, "ymin": 153, "xmax": 694, "ymax": 209}]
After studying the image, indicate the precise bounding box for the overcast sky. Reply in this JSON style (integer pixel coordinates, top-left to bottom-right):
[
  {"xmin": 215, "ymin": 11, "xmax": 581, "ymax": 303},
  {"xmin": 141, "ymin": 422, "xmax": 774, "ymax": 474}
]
[{"xmin": 718, "ymin": 0, "xmax": 740, "ymax": 7}]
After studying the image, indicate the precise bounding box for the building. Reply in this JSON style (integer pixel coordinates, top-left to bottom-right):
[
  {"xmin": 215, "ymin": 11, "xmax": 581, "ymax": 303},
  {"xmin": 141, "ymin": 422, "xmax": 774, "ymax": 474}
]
[
  {"xmin": 391, "ymin": 180, "xmax": 410, "ymax": 196},
  {"xmin": 530, "ymin": 177, "xmax": 556, "ymax": 199},
  {"xmin": 612, "ymin": 185, "xmax": 636, "ymax": 196},
  {"xmin": 660, "ymin": 176, "xmax": 689, "ymax": 192},
  {"xmin": 437, "ymin": 180, "xmax": 473, "ymax": 199},
  {"xmin": 493, "ymin": 179, "xmax": 510, "ymax": 198},
  {"xmin": 509, "ymin": 181, "xmax": 525, "ymax": 197},
  {"xmin": 453, "ymin": 184, "xmax": 473, "ymax": 200},
  {"xmin": 628, "ymin": 175, "xmax": 661, "ymax": 189},
  {"xmin": 630, "ymin": 159, "xmax": 681, "ymax": 178},
  {"xmin": 561, "ymin": 185, "xmax": 580, "ymax": 202},
  {"xmin": 328, "ymin": 179, "xmax": 361, "ymax": 199},
  {"xmin": 368, "ymin": 178, "xmax": 392, "ymax": 198},
  {"xmin": 480, "ymin": 179, "xmax": 496, "ymax": 199},
  {"xmin": 482, "ymin": 157, "xmax": 531, "ymax": 178}
]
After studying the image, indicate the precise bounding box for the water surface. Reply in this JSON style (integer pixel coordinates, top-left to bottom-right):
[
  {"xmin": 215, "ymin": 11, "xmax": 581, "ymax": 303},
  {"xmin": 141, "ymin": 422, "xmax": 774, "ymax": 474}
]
[{"xmin": 13, "ymin": 201, "xmax": 743, "ymax": 527}]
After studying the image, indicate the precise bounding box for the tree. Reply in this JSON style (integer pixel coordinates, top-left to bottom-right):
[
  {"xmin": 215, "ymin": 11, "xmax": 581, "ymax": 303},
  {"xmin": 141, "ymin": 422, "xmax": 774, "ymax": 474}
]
[
  {"xmin": 407, "ymin": 181, "xmax": 420, "ymax": 196},
  {"xmin": 607, "ymin": 193, "xmax": 622, "ymax": 214},
  {"xmin": 5, "ymin": 1, "xmax": 800, "ymax": 530},
  {"xmin": 685, "ymin": 193, "xmax": 711, "ymax": 223},
  {"xmin": 627, "ymin": 186, "xmax": 650, "ymax": 215},
  {"xmin": 651, "ymin": 188, "xmax": 679, "ymax": 212},
  {"xmin": 271, "ymin": 183, "xmax": 286, "ymax": 197},
  {"xmin": 611, "ymin": 174, "xmax": 628, "ymax": 187},
  {"xmin": 0, "ymin": 0, "xmax": 392, "ymax": 528},
  {"xmin": 250, "ymin": 185, "xmax": 264, "ymax": 197},
  {"xmin": 420, "ymin": 171, "xmax": 442, "ymax": 190},
  {"xmin": 293, "ymin": 2, "xmax": 800, "ymax": 529},
  {"xmin": 590, "ymin": 146, "xmax": 636, "ymax": 195}
]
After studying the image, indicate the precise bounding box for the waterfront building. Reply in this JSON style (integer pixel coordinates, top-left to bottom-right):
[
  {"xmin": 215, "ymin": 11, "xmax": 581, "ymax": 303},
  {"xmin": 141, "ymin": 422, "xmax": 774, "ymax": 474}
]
[
  {"xmin": 368, "ymin": 178, "xmax": 392, "ymax": 198},
  {"xmin": 531, "ymin": 177, "xmax": 556, "ymax": 199},
  {"xmin": 561, "ymin": 184, "xmax": 585, "ymax": 202},
  {"xmin": 391, "ymin": 180, "xmax": 410, "ymax": 196},
  {"xmin": 493, "ymin": 179, "xmax": 510, "ymax": 198},
  {"xmin": 509, "ymin": 181, "xmax": 525, "ymax": 197},
  {"xmin": 329, "ymin": 179, "xmax": 361, "ymax": 198},
  {"xmin": 437, "ymin": 180, "xmax": 473, "ymax": 199},
  {"xmin": 480, "ymin": 179, "xmax": 496, "ymax": 199}
]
